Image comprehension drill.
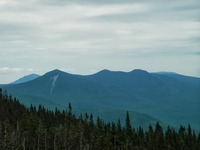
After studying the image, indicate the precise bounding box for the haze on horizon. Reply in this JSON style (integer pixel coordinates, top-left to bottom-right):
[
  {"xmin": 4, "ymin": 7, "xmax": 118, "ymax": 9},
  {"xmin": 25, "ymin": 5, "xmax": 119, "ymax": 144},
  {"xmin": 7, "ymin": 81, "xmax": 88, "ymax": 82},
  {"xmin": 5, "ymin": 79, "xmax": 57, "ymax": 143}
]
[{"xmin": 0, "ymin": 0, "xmax": 200, "ymax": 84}]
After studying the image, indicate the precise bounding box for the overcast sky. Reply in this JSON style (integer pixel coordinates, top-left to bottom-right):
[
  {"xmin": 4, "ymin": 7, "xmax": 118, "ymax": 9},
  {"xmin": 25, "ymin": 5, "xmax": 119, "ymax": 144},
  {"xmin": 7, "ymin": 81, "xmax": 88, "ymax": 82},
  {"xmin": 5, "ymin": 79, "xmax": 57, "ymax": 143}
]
[{"xmin": 0, "ymin": 0, "xmax": 200, "ymax": 83}]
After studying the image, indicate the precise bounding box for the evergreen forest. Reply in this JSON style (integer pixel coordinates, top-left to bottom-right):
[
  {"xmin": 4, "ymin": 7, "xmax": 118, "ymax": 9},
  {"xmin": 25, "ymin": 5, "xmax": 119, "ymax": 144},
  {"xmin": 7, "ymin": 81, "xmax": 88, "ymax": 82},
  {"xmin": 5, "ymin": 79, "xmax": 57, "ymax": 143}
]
[{"xmin": 0, "ymin": 88, "xmax": 200, "ymax": 150}]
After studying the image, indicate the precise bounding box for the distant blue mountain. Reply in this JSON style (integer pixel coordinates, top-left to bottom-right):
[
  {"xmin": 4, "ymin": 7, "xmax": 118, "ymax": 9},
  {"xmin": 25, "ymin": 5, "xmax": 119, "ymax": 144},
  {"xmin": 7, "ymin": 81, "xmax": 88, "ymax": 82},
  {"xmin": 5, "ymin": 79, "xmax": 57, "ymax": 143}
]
[
  {"xmin": 154, "ymin": 72, "xmax": 200, "ymax": 86},
  {"xmin": 11, "ymin": 73, "xmax": 40, "ymax": 84},
  {"xmin": 154, "ymin": 71, "xmax": 178, "ymax": 75},
  {"xmin": 1, "ymin": 69, "xmax": 200, "ymax": 130}
]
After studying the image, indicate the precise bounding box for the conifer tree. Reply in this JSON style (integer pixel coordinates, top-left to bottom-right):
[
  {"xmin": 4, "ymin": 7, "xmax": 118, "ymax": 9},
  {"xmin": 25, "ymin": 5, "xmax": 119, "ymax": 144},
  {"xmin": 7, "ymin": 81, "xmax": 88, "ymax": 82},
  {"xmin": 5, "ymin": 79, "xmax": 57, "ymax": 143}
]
[
  {"xmin": 0, "ymin": 90, "xmax": 200, "ymax": 150},
  {"xmin": 155, "ymin": 122, "xmax": 164, "ymax": 150},
  {"xmin": 146, "ymin": 124, "xmax": 154, "ymax": 150}
]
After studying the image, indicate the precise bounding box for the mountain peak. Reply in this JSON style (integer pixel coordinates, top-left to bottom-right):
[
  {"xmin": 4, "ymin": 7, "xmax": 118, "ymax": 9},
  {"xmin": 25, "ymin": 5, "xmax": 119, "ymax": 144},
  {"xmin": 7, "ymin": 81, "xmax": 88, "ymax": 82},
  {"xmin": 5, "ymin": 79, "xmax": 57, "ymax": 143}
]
[
  {"xmin": 11, "ymin": 73, "xmax": 40, "ymax": 84},
  {"xmin": 98, "ymin": 69, "xmax": 111, "ymax": 73},
  {"xmin": 46, "ymin": 69, "xmax": 67, "ymax": 75},
  {"xmin": 51, "ymin": 69, "xmax": 63, "ymax": 73},
  {"xmin": 130, "ymin": 69, "xmax": 149, "ymax": 74}
]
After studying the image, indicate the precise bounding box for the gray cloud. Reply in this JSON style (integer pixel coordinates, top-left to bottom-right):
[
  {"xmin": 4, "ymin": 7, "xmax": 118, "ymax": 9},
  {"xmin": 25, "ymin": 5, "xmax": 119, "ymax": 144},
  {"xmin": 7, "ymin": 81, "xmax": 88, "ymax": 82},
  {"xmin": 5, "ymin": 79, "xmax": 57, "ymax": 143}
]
[
  {"xmin": 0, "ymin": 67, "xmax": 34, "ymax": 74},
  {"xmin": 0, "ymin": 0, "xmax": 199, "ymax": 83}
]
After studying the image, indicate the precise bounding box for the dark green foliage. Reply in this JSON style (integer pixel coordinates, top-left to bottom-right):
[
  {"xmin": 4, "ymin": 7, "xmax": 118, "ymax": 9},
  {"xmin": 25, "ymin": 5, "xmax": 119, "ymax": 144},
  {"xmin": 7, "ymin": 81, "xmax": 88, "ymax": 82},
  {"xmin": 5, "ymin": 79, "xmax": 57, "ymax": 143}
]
[{"xmin": 0, "ymin": 88, "xmax": 199, "ymax": 150}]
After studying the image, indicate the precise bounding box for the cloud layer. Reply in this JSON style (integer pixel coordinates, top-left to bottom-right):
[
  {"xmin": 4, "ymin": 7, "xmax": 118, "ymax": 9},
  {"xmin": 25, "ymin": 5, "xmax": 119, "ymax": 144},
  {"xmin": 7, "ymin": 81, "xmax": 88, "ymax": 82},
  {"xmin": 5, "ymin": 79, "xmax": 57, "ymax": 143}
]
[{"xmin": 0, "ymin": 0, "xmax": 200, "ymax": 83}]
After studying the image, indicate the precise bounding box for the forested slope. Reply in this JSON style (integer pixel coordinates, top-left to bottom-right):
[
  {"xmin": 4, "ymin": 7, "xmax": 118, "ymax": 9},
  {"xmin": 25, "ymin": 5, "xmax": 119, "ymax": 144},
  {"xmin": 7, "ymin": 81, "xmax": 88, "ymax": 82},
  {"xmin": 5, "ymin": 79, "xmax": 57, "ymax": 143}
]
[
  {"xmin": 0, "ymin": 89, "xmax": 199, "ymax": 150},
  {"xmin": 2, "ymin": 69, "xmax": 200, "ymax": 130}
]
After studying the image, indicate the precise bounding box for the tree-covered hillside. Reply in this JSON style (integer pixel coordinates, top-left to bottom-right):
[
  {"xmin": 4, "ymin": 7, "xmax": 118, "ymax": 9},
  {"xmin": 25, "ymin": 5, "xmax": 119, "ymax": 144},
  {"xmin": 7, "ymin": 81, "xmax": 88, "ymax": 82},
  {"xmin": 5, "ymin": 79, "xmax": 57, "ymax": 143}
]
[
  {"xmin": 0, "ymin": 88, "xmax": 200, "ymax": 150},
  {"xmin": 2, "ymin": 69, "xmax": 200, "ymax": 130}
]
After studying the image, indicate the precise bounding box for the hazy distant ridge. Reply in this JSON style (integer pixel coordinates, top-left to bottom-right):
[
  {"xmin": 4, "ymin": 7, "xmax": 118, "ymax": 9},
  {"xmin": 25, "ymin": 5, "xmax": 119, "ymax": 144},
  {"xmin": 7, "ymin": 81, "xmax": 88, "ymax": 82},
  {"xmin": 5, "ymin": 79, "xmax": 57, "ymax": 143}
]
[{"xmin": 11, "ymin": 74, "xmax": 40, "ymax": 84}]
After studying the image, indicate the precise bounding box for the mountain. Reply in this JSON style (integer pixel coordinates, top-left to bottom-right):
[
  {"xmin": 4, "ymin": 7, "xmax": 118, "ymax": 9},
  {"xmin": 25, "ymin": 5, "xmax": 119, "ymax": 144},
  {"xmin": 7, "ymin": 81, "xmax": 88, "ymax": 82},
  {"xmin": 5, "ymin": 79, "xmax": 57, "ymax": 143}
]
[
  {"xmin": 11, "ymin": 73, "xmax": 40, "ymax": 84},
  {"xmin": 154, "ymin": 72, "xmax": 200, "ymax": 86},
  {"xmin": 1, "ymin": 69, "xmax": 200, "ymax": 130}
]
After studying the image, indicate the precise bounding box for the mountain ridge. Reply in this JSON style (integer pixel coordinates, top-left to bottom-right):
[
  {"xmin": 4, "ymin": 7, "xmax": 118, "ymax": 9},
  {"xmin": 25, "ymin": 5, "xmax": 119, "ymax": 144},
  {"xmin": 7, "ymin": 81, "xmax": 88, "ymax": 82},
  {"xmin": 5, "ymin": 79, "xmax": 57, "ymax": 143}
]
[
  {"xmin": 1, "ymin": 69, "xmax": 200, "ymax": 130},
  {"xmin": 11, "ymin": 73, "xmax": 40, "ymax": 84}
]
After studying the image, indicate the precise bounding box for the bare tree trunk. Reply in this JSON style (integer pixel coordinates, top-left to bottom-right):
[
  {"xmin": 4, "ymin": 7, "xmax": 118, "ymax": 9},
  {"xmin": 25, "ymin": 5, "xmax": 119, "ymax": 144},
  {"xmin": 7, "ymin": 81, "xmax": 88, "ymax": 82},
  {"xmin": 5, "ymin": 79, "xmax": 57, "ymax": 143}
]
[
  {"xmin": 22, "ymin": 138, "xmax": 26, "ymax": 150},
  {"xmin": 37, "ymin": 132, "xmax": 40, "ymax": 150},
  {"xmin": 80, "ymin": 132, "xmax": 82, "ymax": 150},
  {"xmin": 44, "ymin": 129, "xmax": 47, "ymax": 150},
  {"xmin": 11, "ymin": 131, "xmax": 15, "ymax": 150},
  {"xmin": 0, "ymin": 122, "xmax": 3, "ymax": 149},
  {"xmin": 54, "ymin": 134, "xmax": 57, "ymax": 150}
]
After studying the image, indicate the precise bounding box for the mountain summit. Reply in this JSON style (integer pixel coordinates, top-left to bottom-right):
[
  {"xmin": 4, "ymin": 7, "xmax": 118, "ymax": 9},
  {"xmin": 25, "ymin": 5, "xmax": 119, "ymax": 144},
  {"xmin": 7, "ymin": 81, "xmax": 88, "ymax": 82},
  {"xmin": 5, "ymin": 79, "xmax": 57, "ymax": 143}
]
[
  {"xmin": 11, "ymin": 73, "xmax": 40, "ymax": 84},
  {"xmin": 1, "ymin": 69, "xmax": 200, "ymax": 130}
]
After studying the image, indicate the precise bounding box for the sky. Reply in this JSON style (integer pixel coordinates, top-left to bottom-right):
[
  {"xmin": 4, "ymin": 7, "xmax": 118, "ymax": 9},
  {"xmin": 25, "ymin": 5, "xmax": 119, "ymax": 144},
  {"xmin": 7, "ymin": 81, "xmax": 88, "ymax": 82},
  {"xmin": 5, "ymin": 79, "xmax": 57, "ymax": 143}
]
[{"xmin": 0, "ymin": 0, "xmax": 200, "ymax": 83}]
